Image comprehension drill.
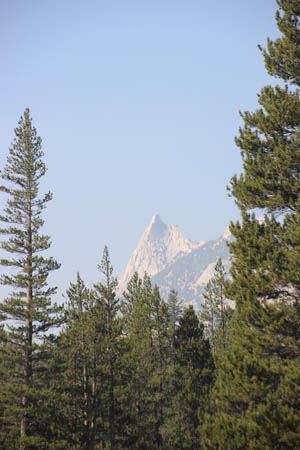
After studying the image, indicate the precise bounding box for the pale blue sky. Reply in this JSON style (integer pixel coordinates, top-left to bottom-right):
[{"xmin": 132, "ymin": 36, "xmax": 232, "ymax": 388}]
[{"xmin": 0, "ymin": 0, "xmax": 279, "ymax": 298}]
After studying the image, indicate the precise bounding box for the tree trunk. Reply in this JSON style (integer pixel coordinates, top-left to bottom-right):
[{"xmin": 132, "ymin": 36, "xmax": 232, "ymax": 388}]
[
  {"xmin": 20, "ymin": 190, "xmax": 33, "ymax": 449},
  {"xmin": 108, "ymin": 306, "xmax": 115, "ymax": 450},
  {"xmin": 90, "ymin": 358, "xmax": 97, "ymax": 450},
  {"xmin": 83, "ymin": 362, "xmax": 90, "ymax": 450},
  {"xmin": 109, "ymin": 357, "xmax": 115, "ymax": 450}
]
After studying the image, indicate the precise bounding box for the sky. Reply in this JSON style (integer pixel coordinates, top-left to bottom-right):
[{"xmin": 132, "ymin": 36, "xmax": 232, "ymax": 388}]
[{"xmin": 0, "ymin": 0, "xmax": 280, "ymax": 299}]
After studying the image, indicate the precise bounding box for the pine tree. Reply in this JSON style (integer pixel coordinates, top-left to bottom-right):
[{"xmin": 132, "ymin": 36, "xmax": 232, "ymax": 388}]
[
  {"xmin": 46, "ymin": 264, "xmax": 124, "ymax": 450},
  {"xmin": 93, "ymin": 246, "xmax": 121, "ymax": 450},
  {"xmin": 121, "ymin": 273, "xmax": 170, "ymax": 449},
  {"xmin": 0, "ymin": 109, "xmax": 61, "ymax": 449},
  {"xmin": 202, "ymin": 2, "xmax": 300, "ymax": 448},
  {"xmin": 150, "ymin": 285, "xmax": 170, "ymax": 449},
  {"xmin": 46, "ymin": 273, "xmax": 106, "ymax": 449},
  {"xmin": 166, "ymin": 289, "xmax": 183, "ymax": 331},
  {"xmin": 200, "ymin": 258, "xmax": 233, "ymax": 364},
  {"xmin": 162, "ymin": 305, "xmax": 214, "ymax": 450},
  {"xmin": 62, "ymin": 273, "xmax": 95, "ymax": 448},
  {"xmin": 121, "ymin": 273, "xmax": 157, "ymax": 449},
  {"xmin": 166, "ymin": 289, "xmax": 183, "ymax": 362}
]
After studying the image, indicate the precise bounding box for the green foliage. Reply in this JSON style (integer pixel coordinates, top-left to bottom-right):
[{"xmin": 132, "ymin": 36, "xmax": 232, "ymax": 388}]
[
  {"xmin": 8, "ymin": 11, "xmax": 300, "ymax": 446},
  {"xmin": 93, "ymin": 245, "xmax": 122, "ymax": 450},
  {"xmin": 49, "ymin": 273, "xmax": 99, "ymax": 449},
  {"xmin": 200, "ymin": 258, "xmax": 233, "ymax": 364},
  {"xmin": 229, "ymin": 1, "xmax": 300, "ymax": 214},
  {"xmin": 166, "ymin": 289, "xmax": 183, "ymax": 329},
  {"xmin": 0, "ymin": 109, "xmax": 62, "ymax": 448},
  {"xmin": 47, "ymin": 248, "xmax": 124, "ymax": 450},
  {"xmin": 121, "ymin": 273, "xmax": 170, "ymax": 449},
  {"xmin": 202, "ymin": 2, "xmax": 300, "ymax": 448},
  {"xmin": 162, "ymin": 305, "xmax": 214, "ymax": 450}
]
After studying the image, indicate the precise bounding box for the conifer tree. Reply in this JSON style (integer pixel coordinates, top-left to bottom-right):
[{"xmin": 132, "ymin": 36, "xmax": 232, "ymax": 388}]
[
  {"xmin": 93, "ymin": 246, "xmax": 121, "ymax": 450},
  {"xmin": 150, "ymin": 285, "xmax": 170, "ymax": 448},
  {"xmin": 46, "ymin": 266, "xmax": 123, "ymax": 450},
  {"xmin": 121, "ymin": 273, "xmax": 170, "ymax": 449},
  {"xmin": 166, "ymin": 289, "xmax": 183, "ymax": 331},
  {"xmin": 162, "ymin": 305, "xmax": 214, "ymax": 450},
  {"xmin": 0, "ymin": 109, "xmax": 61, "ymax": 449},
  {"xmin": 165, "ymin": 289, "xmax": 183, "ymax": 367},
  {"xmin": 202, "ymin": 2, "xmax": 300, "ymax": 448},
  {"xmin": 61, "ymin": 273, "xmax": 95, "ymax": 448},
  {"xmin": 200, "ymin": 259, "xmax": 233, "ymax": 364},
  {"xmin": 46, "ymin": 273, "xmax": 107, "ymax": 449}
]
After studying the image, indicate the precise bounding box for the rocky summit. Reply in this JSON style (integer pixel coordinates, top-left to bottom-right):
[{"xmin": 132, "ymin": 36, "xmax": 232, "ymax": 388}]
[{"xmin": 118, "ymin": 214, "xmax": 231, "ymax": 308}]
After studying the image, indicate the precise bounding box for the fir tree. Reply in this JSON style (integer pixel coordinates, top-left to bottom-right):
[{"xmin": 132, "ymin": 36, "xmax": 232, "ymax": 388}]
[
  {"xmin": 0, "ymin": 109, "xmax": 61, "ymax": 449},
  {"xmin": 202, "ymin": 2, "xmax": 300, "ymax": 448}
]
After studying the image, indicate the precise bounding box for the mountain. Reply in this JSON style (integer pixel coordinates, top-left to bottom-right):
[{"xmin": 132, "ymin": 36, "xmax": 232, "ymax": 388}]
[{"xmin": 118, "ymin": 214, "xmax": 231, "ymax": 307}]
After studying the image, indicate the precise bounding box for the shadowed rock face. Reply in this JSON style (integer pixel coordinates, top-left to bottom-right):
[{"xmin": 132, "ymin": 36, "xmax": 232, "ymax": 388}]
[{"xmin": 118, "ymin": 214, "xmax": 231, "ymax": 307}]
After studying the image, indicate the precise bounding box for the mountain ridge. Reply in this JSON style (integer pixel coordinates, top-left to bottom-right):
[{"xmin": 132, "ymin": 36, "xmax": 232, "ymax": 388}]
[{"xmin": 118, "ymin": 214, "xmax": 230, "ymax": 306}]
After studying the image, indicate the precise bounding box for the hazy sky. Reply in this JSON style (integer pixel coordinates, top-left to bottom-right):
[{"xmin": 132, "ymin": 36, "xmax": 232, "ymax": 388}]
[{"xmin": 0, "ymin": 0, "xmax": 280, "ymax": 298}]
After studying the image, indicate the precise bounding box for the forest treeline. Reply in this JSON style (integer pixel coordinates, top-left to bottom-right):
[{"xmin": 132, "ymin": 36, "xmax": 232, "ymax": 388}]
[{"xmin": 2, "ymin": 0, "xmax": 300, "ymax": 448}]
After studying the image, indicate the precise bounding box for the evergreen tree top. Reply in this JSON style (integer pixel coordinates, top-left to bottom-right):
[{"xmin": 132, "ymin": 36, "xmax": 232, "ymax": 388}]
[
  {"xmin": 261, "ymin": 0, "xmax": 300, "ymax": 86},
  {"xmin": 229, "ymin": 0, "xmax": 300, "ymax": 215}
]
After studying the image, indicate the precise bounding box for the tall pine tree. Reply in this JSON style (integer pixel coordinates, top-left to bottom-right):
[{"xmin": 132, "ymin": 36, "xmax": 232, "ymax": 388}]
[
  {"xmin": 93, "ymin": 246, "xmax": 121, "ymax": 450},
  {"xmin": 202, "ymin": 2, "xmax": 300, "ymax": 448},
  {"xmin": 166, "ymin": 289, "xmax": 183, "ymax": 332},
  {"xmin": 162, "ymin": 305, "xmax": 214, "ymax": 450},
  {"xmin": 200, "ymin": 258, "xmax": 233, "ymax": 364},
  {"xmin": 121, "ymin": 273, "xmax": 170, "ymax": 449},
  {"xmin": 0, "ymin": 109, "xmax": 61, "ymax": 449}
]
